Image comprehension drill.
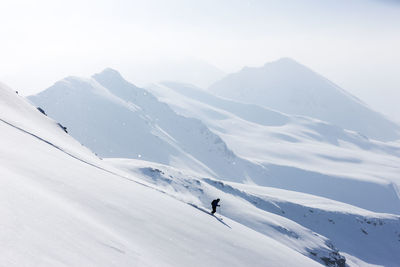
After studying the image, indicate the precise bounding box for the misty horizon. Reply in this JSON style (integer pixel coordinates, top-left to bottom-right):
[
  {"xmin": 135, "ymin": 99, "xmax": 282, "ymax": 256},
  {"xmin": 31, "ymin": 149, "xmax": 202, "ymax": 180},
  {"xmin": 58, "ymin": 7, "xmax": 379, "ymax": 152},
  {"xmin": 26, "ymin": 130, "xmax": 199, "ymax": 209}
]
[{"xmin": 1, "ymin": 0, "xmax": 399, "ymax": 121}]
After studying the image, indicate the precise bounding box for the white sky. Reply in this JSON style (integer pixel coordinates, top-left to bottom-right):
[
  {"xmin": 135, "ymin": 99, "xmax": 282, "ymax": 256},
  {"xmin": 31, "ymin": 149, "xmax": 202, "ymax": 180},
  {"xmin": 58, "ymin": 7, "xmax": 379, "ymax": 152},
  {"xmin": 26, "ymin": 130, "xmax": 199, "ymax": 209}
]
[{"xmin": 0, "ymin": 0, "xmax": 399, "ymax": 121}]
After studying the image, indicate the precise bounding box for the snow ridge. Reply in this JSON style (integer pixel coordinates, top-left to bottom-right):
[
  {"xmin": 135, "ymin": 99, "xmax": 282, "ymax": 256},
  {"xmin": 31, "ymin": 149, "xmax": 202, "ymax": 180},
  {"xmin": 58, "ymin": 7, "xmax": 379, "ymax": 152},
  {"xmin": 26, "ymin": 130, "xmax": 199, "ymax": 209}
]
[{"xmin": 209, "ymin": 58, "xmax": 400, "ymax": 141}]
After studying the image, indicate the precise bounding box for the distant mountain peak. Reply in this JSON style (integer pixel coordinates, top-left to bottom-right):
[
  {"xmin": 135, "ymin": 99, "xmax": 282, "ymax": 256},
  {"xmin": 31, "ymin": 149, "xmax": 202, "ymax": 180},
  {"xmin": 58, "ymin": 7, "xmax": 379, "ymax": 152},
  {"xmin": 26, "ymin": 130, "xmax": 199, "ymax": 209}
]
[
  {"xmin": 239, "ymin": 58, "xmax": 301, "ymax": 74},
  {"xmin": 267, "ymin": 57, "xmax": 298, "ymax": 65},
  {"xmin": 262, "ymin": 58, "xmax": 308, "ymax": 72},
  {"xmin": 100, "ymin": 67, "xmax": 120, "ymax": 75},
  {"xmin": 94, "ymin": 68, "xmax": 124, "ymax": 80},
  {"xmin": 209, "ymin": 58, "xmax": 400, "ymax": 141},
  {"xmin": 92, "ymin": 68, "xmax": 141, "ymax": 92}
]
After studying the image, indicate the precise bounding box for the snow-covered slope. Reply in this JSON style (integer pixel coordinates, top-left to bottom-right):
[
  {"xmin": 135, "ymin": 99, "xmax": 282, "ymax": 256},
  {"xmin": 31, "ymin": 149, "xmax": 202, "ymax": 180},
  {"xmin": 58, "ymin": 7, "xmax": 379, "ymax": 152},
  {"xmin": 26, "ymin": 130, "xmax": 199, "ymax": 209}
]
[
  {"xmin": 3, "ymin": 79, "xmax": 400, "ymax": 266},
  {"xmin": 1, "ymin": 82, "xmax": 330, "ymax": 266},
  {"xmin": 148, "ymin": 82, "xmax": 400, "ymax": 215},
  {"xmin": 28, "ymin": 67, "xmax": 400, "ymax": 214},
  {"xmin": 0, "ymin": 82, "xmax": 95, "ymax": 161},
  {"xmin": 28, "ymin": 70, "xmax": 271, "ymax": 183},
  {"xmin": 209, "ymin": 58, "xmax": 400, "ymax": 141},
  {"xmin": 157, "ymin": 81, "xmax": 290, "ymax": 127},
  {"xmin": 108, "ymin": 158, "xmax": 400, "ymax": 267}
]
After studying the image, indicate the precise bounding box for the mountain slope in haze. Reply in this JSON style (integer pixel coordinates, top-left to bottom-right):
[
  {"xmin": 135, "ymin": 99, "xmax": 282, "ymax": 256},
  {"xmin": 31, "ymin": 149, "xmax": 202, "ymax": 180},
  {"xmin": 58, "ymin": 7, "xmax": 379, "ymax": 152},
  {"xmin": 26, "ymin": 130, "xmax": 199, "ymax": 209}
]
[
  {"xmin": 28, "ymin": 69, "xmax": 400, "ymax": 215},
  {"xmin": 148, "ymin": 82, "xmax": 400, "ymax": 215},
  {"xmin": 1, "ymin": 82, "xmax": 331, "ymax": 267},
  {"xmin": 155, "ymin": 81, "xmax": 290, "ymax": 127},
  {"xmin": 28, "ymin": 69, "xmax": 270, "ymax": 183},
  {"xmin": 209, "ymin": 58, "xmax": 400, "ymax": 141}
]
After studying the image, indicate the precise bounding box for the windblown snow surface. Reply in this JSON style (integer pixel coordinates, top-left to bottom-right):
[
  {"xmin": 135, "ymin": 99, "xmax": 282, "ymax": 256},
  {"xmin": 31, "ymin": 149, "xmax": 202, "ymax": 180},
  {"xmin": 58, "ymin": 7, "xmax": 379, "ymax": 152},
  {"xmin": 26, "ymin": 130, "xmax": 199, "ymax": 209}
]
[
  {"xmin": 30, "ymin": 69, "xmax": 400, "ymax": 216},
  {"xmin": 28, "ymin": 69, "xmax": 272, "ymax": 184},
  {"xmin": 2, "ymin": 81, "xmax": 400, "ymax": 266},
  {"xmin": 148, "ymin": 81, "xmax": 400, "ymax": 215},
  {"xmin": 10, "ymin": 63, "xmax": 400, "ymax": 266},
  {"xmin": 1, "ymin": 82, "xmax": 329, "ymax": 266}
]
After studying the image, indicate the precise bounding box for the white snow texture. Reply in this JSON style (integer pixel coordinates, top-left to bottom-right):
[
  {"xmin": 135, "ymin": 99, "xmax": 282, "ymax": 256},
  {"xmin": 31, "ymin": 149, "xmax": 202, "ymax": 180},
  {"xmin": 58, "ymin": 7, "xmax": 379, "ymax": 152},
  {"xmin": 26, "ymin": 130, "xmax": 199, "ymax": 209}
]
[{"xmin": 1, "ymin": 58, "xmax": 400, "ymax": 266}]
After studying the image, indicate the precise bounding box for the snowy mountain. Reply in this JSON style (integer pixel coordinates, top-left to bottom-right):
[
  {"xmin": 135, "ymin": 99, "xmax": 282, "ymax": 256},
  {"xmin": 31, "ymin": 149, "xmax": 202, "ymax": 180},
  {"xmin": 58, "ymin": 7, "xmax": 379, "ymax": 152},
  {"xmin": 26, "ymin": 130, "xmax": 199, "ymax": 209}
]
[
  {"xmin": 148, "ymin": 82, "xmax": 400, "ymax": 215},
  {"xmin": 28, "ymin": 70, "xmax": 400, "ymax": 215},
  {"xmin": 3, "ymin": 81, "xmax": 400, "ymax": 266},
  {"xmin": 28, "ymin": 69, "xmax": 271, "ymax": 183},
  {"xmin": 209, "ymin": 58, "xmax": 400, "ymax": 141},
  {"xmin": 1, "ymin": 82, "xmax": 330, "ymax": 266}
]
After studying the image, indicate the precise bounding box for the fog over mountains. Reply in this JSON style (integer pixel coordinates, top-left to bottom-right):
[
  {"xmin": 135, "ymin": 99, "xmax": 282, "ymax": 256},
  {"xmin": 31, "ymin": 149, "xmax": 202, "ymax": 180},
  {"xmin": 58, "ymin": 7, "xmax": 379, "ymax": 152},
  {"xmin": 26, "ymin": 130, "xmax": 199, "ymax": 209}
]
[
  {"xmin": 3, "ymin": 57, "xmax": 399, "ymax": 266},
  {"xmin": 209, "ymin": 58, "xmax": 400, "ymax": 141}
]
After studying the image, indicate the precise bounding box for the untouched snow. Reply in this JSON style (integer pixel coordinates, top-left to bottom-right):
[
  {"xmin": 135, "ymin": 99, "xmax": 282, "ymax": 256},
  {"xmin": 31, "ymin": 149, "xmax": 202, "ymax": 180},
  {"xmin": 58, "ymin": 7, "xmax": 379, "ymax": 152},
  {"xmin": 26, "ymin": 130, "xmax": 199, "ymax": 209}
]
[
  {"xmin": 0, "ymin": 82, "xmax": 326, "ymax": 266},
  {"xmin": 208, "ymin": 58, "xmax": 400, "ymax": 142},
  {"xmin": 147, "ymin": 81, "xmax": 400, "ymax": 215},
  {"xmin": 107, "ymin": 158, "xmax": 400, "ymax": 267},
  {"xmin": 5, "ymin": 61, "xmax": 400, "ymax": 266},
  {"xmin": 28, "ymin": 69, "xmax": 276, "ymax": 184},
  {"xmin": 0, "ymin": 82, "xmax": 95, "ymax": 161},
  {"xmin": 28, "ymin": 70, "xmax": 400, "ymax": 214}
]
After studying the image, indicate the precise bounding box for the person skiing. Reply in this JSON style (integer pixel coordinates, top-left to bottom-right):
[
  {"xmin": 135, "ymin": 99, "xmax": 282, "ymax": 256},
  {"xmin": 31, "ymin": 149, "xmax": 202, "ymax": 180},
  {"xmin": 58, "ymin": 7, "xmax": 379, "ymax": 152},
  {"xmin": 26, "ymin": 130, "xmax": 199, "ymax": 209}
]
[{"xmin": 211, "ymin": 198, "xmax": 220, "ymax": 215}]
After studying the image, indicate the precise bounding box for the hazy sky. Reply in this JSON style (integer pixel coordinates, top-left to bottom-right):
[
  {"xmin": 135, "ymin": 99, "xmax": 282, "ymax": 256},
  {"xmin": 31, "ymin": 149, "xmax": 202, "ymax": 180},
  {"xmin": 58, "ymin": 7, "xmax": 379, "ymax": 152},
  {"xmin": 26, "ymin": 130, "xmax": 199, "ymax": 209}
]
[{"xmin": 1, "ymin": 0, "xmax": 399, "ymax": 120}]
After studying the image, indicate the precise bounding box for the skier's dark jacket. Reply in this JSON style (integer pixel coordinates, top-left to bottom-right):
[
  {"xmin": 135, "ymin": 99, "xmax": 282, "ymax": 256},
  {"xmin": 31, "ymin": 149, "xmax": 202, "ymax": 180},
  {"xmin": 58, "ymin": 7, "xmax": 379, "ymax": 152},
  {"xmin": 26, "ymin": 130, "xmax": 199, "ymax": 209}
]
[{"xmin": 211, "ymin": 199, "xmax": 220, "ymax": 209}]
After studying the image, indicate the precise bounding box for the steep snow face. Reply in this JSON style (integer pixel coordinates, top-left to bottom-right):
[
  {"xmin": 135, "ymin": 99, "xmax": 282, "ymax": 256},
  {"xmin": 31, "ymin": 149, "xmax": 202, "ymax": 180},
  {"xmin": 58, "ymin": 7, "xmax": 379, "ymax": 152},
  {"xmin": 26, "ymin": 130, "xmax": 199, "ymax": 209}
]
[
  {"xmin": 0, "ymin": 82, "xmax": 95, "ymax": 161},
  {"xmin": 209, "ymin": 58, "xmax": 400, "ymax": 141},
  {"xmin": 107, "ymin": 158, "xmax": 400, "ymax": 267},
  {"xmin": 148, "ymin": 81, "xmax": 400, "ymax": 214},
  {"xmin": 1, "ymin": 83, "xmax": 325, "ymax": 267},
  {"xmin": 28, "ymin": 70, "xmax": 270, "ymax": 183}
]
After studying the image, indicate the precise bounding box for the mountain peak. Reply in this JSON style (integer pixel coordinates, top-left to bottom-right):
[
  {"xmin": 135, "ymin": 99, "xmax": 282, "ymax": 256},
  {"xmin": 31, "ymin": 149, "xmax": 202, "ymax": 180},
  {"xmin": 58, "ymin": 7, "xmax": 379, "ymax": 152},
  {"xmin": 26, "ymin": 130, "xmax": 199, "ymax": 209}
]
[
  {"xmin": 263, "ymin": 58, "xmax": 304, "ymax": 70},
  {"xmin": 94, "ymin": 68, "xmax": 124, "ymax": 80},
  {"xmin": 240, "ymin": 58, "xmax": 301, "ymax": 73},
  {"xmin": 209, "ymin": 59, "xmax": 400, "ymax": 141},
  {"xmin": 269, "ymin": 57, "xmax": 297, "ymax": 64},
  {"xmin": 92, "ymin": 67, "xmax": 141, "ymax": 91}
]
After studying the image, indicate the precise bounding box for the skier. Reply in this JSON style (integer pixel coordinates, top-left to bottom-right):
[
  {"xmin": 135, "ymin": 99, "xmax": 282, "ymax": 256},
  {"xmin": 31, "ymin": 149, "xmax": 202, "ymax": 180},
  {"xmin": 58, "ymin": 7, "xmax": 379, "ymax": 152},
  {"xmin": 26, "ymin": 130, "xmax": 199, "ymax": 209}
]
[{"xmin": 211, "ymin": 198, "xmax": 220, "ymax": 215}]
